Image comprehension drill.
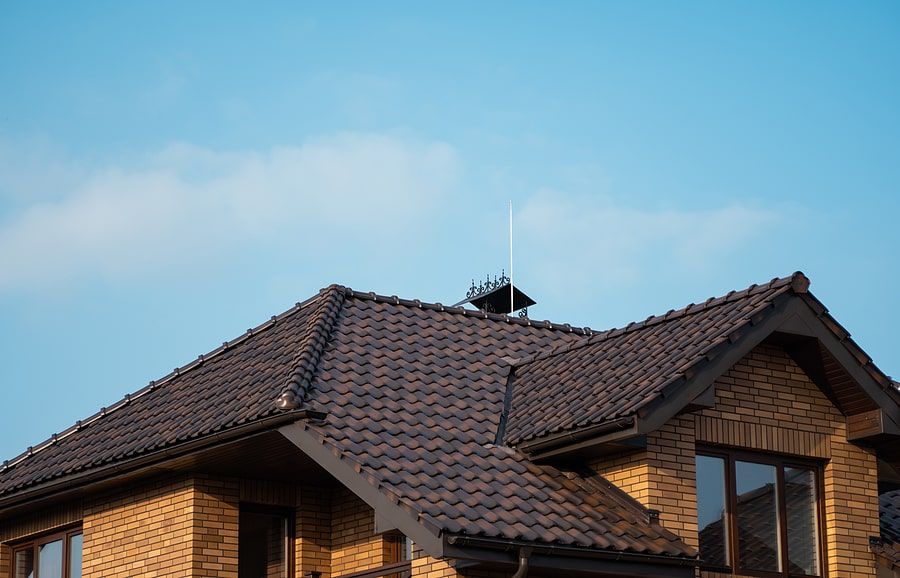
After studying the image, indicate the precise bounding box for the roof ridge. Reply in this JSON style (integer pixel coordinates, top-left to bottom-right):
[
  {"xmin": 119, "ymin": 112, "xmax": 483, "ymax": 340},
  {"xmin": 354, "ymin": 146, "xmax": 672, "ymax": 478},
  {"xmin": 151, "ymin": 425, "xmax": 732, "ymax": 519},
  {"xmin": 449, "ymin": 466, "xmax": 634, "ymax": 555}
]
[
  {"xmin": 508, "ymin": 272, "xmax": 807, "ymax": 369},
  {"xmin": 275, "ymin": 284, "xmax": 348, "ymax": 410},
  {"xmin": 0, "ymin": 289, "xmax": 328, "ymax": 475},
  {"xmin": 339, "ymin": 287, "xmax": 595, "ymax": 336}
]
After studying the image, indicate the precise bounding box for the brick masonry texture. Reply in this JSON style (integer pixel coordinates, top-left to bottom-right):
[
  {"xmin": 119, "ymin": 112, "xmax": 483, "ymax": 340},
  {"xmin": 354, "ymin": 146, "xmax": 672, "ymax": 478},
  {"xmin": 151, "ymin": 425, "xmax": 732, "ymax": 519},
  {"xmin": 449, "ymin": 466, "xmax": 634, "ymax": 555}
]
[
  {"xmin": 595, "ymin": 343, "xmax": 880, "ymax": 577},
  {"xmin": 330, "ymin": 487, "xmax": 389, "ymax": 576},
  {"xmin": 82, "ymin": 476, "xmax": 196, "ymax": 577}
]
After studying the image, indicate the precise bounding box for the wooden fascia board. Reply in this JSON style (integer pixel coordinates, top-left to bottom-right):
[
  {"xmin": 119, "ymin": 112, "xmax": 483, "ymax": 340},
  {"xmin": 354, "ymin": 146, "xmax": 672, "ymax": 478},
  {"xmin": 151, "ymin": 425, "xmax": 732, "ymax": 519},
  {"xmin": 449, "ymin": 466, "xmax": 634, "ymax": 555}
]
[
  {"xmin": 788, "ymin": 300, "xmax": 900, "ymax": 426},
  {"xmin": 278, "ymin": 422, "xmax": 446, "ymax": 558}
]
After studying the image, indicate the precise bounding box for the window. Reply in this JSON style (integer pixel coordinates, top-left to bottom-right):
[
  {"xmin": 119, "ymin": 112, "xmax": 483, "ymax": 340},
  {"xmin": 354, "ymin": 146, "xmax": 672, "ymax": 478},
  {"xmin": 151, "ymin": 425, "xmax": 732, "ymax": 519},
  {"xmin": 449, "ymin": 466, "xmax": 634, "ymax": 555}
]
[
  {"xmin": 239, "ymin": 505, "xmax": 292, "ymax": 578},
  {"xmin": 696, "ymin": 450, "xmax": 823, "ymax": 577},
  {"xmin": 11, "ymin": 528, "xmax": 82, "ymax": 578}
]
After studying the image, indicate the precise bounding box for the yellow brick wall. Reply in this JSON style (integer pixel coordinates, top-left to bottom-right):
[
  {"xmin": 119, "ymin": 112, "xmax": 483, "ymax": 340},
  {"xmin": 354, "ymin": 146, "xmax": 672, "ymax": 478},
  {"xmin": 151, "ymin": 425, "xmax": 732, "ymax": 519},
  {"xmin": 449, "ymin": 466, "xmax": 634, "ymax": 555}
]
[
  {"xmin": 595, "ymin": 343, "xmax": 881, "ymax": 577},
  {"xmin": 0, "ymin": 544, "xmax": 10, "ymax": 578},
  {"xmin": 330, "ymin": 487, "xmax": 388, "ymax": 576},
  {"xmin": 297, "ymin": 485, "xmax": 332, "ymax": 578},
  {"xmin": 697, "ymin": 344, "xmax": 879, "ymax": 577},
  {"xmin": 192, "ymin": 476, "xmax": 239, "ymax": 578},
  {"xmin": 82, "ymin": 475, "xmax": 196, "ymax": 577},
  {"xmin": 412, "ymin": 556, "xmax": 458, "ymax": 578},
  {"xmin": 591, "ymin": 415, "xmax": 698, "ymax": 549}
]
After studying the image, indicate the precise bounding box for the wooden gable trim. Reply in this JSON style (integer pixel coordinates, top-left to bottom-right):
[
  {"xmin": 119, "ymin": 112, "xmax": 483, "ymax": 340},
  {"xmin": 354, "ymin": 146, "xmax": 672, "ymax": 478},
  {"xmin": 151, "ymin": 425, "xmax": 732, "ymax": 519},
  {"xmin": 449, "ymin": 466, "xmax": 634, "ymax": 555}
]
[{"xmin": 278, "ymin": 422, "xmax": 447, "ymax": 560}]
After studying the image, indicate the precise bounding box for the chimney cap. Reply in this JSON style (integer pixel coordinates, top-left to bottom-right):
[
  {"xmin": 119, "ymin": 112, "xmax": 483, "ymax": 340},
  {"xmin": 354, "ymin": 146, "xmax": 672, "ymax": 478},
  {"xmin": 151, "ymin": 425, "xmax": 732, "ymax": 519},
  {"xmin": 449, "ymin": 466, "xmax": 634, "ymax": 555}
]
[{"xmin": 453, "ymin": 272, "xmax": 536, "ymax": 315}]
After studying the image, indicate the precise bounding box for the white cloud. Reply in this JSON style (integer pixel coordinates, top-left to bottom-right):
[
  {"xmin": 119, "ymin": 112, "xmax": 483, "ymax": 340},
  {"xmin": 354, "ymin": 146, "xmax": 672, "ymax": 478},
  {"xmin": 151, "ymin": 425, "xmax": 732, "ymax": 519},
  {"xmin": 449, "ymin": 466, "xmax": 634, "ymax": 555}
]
[
  {"xmin": 517, "ymin": 190, "xmax": 781, "ymax": 298},
  {"xmin": 0, "ymin": 133, "xmax": 458, "ymax": 292}
]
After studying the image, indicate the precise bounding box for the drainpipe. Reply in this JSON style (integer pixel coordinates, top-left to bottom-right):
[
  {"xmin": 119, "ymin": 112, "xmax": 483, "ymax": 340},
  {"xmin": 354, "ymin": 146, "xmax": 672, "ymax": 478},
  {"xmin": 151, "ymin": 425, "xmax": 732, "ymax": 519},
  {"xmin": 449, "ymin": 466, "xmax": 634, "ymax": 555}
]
[{"xmin": 511, "ymin": 547, "xmax": 533, "ymax": 578}]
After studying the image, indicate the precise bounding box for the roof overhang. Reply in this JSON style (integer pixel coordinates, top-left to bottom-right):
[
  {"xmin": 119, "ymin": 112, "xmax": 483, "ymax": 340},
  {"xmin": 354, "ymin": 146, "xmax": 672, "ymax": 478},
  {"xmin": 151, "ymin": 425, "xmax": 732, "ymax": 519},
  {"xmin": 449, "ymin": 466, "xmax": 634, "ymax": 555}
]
[
  {"xmin": 444, "ymin": 535, "xmax": 698, "ymax": 578},
  {"xmin": 278, "ymin": 422, "xmax": 695, "ymax": 575},
  {"xmin": 0, "ymin": 409, "xmax": 326, "ymax": 519},
  {"xmin": 520, "ymin": 293, "xmax": 900, "ymax": 461}
]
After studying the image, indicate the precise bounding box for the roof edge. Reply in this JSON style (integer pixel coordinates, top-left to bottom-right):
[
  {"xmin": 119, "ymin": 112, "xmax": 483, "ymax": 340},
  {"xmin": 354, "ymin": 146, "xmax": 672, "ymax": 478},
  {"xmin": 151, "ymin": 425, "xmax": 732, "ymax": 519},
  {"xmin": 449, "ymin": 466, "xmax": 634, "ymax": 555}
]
[
  {"xmin": 444, "ymin": 535, "xmax": 698, "ymax": 578},
  {"xmin": 0, "ymin": 289, "xmax": 329, "ymax": 476},
  {"xmin": 508, "ymin": 272, "xmax": 805, "ymax": 371},
  {"xmin": 0, "ymin": 409, "xmax": 325, "ymax": 513}
]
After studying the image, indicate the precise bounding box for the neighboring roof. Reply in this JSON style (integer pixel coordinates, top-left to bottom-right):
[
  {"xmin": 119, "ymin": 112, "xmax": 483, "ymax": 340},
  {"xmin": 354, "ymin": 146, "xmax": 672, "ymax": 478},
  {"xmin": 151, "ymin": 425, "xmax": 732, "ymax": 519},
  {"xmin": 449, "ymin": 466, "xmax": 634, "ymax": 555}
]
[
  {"xmin": 504, "ymin": 275, "xmax": 802, "ymax": 446},
  {"xmin": 2, "ymin": 272, "xmax": 896, "ymax": 565},
  {"xmin": 876, "ymin": 490, "xmax": 900, "ymax": 566}
]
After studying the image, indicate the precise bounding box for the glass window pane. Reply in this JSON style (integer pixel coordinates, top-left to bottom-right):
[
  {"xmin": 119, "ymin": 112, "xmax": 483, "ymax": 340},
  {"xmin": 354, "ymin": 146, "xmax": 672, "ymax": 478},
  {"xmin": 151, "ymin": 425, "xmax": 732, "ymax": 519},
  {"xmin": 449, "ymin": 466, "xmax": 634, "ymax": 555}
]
[
  {"xmin": 68, "ymin": 534, "xmax": 84, "ymax": 578},
  {"xmin": 38, "ymin": 540, "xmax": 63, "ymax": 578},
  {"xmin": 785, "ymin": 468, "xmax": 819, "ymax": 575},
  {"xmin": 239, "ymin": 510, "xmax": 287, "ymax": 578},
  {"xmin": 696, "ymin": 455, "xmax": 729, "ymax": 567},
  {"xmin": 735, "ymin": 461, "xmax": 781, "ymax": 573},
  {"xmin": 14, "ymin": 549, "xmax": 34, "ymax": 578}
]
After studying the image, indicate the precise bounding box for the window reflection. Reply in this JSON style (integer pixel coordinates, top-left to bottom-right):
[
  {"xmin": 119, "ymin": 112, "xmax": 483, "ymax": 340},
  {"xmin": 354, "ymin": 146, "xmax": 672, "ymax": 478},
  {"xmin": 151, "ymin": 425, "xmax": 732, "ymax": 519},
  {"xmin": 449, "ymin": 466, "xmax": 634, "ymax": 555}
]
[
  {"xmin": 14, "ymin": 549, "xmax": 34, "ymax": 578},
  {"xmin": 697, "ymin": 455, "xmax": 729, "ymax": 567},
  {"xmin": 69, "ymin": 533, "xmax": 84, "ymax": 578},
  {"xmin": 785, "ymin": 467, "xmax": 819, "ymax": 575},
  {"xmin": 735, "ymin": 461, "xmax": 781, "ymax": 573},
  {"xmin": 37, "ymin": 540, "xmax": 63, "ymax": 578}
]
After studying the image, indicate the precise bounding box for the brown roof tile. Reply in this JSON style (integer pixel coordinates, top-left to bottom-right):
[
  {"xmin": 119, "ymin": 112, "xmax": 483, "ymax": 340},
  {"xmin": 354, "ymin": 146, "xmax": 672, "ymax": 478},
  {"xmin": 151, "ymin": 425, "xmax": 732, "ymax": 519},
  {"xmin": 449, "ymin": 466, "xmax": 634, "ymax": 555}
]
[
  {"xmin": 9, "ymin": 271, "xmax": 888, "ymax": 561},
  {"xmin": 504, "ymin": 274, "xmax": 801, "ymax": 445}
]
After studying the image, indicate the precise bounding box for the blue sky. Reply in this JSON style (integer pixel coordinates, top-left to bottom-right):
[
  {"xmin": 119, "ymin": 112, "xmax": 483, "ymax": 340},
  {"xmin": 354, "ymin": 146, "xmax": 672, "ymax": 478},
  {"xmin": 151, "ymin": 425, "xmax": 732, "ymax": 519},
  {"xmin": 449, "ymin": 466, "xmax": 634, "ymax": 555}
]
[{"xmin": 1, "ymin": 2, "xmax": 898, "ymax": 460}]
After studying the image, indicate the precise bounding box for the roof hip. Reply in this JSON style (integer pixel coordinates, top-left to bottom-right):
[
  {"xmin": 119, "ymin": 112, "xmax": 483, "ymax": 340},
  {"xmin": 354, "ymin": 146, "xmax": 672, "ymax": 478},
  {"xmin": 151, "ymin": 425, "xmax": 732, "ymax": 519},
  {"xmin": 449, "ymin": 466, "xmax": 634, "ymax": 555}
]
[{"xmin": 275, "ymin": 284, "xmax": 348, "ymax": 411}]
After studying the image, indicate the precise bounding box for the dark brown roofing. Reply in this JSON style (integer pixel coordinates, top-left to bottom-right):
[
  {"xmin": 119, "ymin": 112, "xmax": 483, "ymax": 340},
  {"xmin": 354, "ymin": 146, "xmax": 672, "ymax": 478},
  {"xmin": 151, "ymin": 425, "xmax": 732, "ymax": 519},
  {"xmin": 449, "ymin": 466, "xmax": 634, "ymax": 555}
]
[
  {"xmin": 0, "ymin": 284, "xmax": 691, "ymax": 559},
  {"xmin": 876, "ymin": 490, "xmax": 900, "ymax": 566},
  {"xmin": 294, "ymin": 291, "xmax": 689, "ymax": 555},
  {"xmin": 2, "ymin": 272, "xmax": 894, "ymax": 562},
  {"xmin": 504, "ymin": 275, "xmax": 804, "ymax": 446}
]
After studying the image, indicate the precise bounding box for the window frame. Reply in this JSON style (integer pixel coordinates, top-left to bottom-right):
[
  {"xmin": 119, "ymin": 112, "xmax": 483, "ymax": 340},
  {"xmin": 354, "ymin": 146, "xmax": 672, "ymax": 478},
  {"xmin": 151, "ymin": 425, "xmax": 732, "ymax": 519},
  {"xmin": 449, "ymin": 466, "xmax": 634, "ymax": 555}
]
[
  {"xmin": 697, "ymin": 447, "xmax": 828, "ymax": 578},
  {"xmin": 9, "ymin": 525, "xmax": 83, "ymax": 578}
]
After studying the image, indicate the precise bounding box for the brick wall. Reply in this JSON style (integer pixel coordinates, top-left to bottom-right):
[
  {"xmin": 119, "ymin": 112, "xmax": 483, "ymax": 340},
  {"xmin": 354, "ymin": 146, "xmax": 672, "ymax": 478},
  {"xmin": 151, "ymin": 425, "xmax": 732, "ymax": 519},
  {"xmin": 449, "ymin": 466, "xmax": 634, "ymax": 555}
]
[
  {"xmin": 330, "ymin": 487, "xmax": 389, "ymax": 576},
  {"xmin": 594, "ymin": 343, "xmax": 881, "ymax": 577},
  {"xmin": 698, "ymin": 344, "xmax": 879, "ymax": 577},
  {"xmin": 297, "ymin": 486, "xmax": 332, "ymax": 578},
  {"xmin": 192, "ymin": 476, "xmax": 239, "ymax": 578},
  {"xmin": 82, "ymin": 475, "xmax": 196, "ymax": 577},
  {"xmin": 0, "ymin": 544, "xmax": 10, "ymax": 578},
  {"xmin": 591, "ymin": 415, "xmax": 698, "ymax": 549}
]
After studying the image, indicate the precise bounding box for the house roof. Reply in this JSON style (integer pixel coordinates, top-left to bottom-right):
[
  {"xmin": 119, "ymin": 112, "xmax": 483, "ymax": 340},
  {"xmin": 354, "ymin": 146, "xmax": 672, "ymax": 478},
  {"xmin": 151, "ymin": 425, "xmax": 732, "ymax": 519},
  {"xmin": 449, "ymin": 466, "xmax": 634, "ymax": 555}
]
[
  {"xmin": 504, "ymin": 275, "xmax": 803, "ymax": 446},
  {"xmin": 1, "ymin": 272, "xmax": 896, "ymax": 566}
]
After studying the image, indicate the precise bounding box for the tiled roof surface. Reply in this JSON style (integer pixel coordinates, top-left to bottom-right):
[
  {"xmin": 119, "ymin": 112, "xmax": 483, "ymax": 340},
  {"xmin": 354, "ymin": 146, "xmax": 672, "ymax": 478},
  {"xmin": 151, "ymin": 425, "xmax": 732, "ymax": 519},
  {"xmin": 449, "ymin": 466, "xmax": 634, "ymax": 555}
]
[
  {"xmin": 4, "ymin": 272, "xmax": 875, "ymax": 560},
  {"xmin": 877, "ymin": 490, "xmax": 900, "ymax": 564},
  {"xmin": 504, "ymin": 275, "xmax": 800, "ymax": 445},
  {"xmin": 881, "ymin": 490, "xmax": 900, "ymax": 544},
  {"xmin": 0, "ymin": 295, "xmax": 322, "ymax": 496},
  {"xmin": 300, "ymin": 292, "xmax": 690, "ymax": 555},
  {"xmin": 0, "ymin": 285, "xmax": 693, "ymax": 557}
]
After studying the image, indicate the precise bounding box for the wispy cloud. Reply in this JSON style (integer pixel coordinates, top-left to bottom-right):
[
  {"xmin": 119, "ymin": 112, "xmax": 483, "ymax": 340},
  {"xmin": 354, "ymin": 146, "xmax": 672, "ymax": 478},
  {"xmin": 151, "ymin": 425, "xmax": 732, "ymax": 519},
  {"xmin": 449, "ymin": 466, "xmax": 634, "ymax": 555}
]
[
  {"xmin": 517, "ymin": 190, "xmax": 781, "ymax": 299},
  {"xmin": 0, "ymin": 132, "xmax": 458, "ymax": 292}
]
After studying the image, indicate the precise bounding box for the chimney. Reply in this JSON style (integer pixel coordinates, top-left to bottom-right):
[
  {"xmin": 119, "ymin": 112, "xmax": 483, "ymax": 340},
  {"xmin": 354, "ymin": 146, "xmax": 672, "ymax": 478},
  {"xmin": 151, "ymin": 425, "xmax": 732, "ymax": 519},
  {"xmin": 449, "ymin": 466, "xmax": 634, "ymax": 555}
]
[{"xmin": 453, "ymin": 271, "xmax": 536, "ymax": 317}]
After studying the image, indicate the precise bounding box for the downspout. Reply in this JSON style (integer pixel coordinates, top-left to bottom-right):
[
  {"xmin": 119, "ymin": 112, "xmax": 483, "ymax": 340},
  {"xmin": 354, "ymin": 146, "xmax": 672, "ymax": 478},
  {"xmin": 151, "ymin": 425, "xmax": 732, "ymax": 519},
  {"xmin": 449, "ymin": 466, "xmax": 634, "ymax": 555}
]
[{"xmin": 511, "ymin": 547, "xmax": 533, "ymax": 578}]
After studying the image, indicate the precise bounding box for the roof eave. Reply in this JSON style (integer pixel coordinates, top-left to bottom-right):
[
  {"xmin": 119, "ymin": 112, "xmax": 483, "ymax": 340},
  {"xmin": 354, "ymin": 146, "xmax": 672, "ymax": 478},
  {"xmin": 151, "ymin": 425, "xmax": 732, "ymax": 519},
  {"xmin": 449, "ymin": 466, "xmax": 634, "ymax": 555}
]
[
  {"xmin": 444, "ymin": 535, "xmax": 699, "ymax": 578},
  {"xmin": 0, "ymin": 409, "xmax": 325, "ymax": 516}
]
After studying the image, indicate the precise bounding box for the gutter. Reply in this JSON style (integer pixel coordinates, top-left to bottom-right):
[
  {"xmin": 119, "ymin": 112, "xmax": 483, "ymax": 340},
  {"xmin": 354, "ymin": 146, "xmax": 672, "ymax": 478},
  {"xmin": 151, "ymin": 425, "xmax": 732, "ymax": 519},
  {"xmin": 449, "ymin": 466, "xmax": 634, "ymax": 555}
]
[
  {"xmin": 446, "ymin": 535, "xmax": 699, "ymax": 568},
  {"xmin": 0, "ymin": 409, "xmax": 325, "ymax": 513},
  {"xmin": 516, "ymin": 416, "xmax": 636, "ymax": 456}
]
